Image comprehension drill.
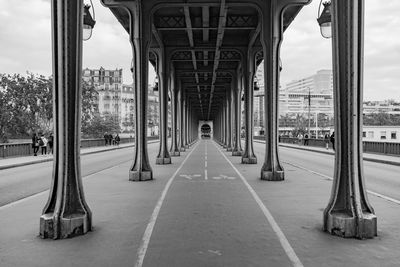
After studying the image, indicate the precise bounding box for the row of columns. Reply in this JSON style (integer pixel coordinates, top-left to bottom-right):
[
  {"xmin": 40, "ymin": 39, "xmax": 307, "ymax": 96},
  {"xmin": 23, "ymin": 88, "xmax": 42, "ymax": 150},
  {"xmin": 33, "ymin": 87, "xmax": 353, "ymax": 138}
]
[{"xmin": 41, "ymin": 0, "xmax": 376, "ymax": 240}]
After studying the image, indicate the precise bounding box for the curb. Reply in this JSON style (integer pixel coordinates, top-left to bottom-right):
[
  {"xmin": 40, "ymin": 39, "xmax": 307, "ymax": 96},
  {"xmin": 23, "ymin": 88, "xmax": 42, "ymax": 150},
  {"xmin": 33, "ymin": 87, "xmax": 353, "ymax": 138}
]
[
  {"xmin": 253, "ymin": 140, "xmax": 400, "ymax": 167},
  {"xmin": 0, "ymin": 140, "xmax": 159, "ymax": 171}
]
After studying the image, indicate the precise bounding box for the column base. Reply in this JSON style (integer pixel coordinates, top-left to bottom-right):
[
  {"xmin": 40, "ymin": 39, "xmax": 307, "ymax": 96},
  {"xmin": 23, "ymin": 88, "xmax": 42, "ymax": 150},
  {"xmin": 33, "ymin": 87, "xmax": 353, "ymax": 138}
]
[
  {"xmin": 156, "ymin": 157, "xmax": 172, "ymax": 165},
  {"xmin": 180, "ymin": 147, "xmax": 186, "ymax": 152},
  {"xmin": 226, "ymin": 147, "xmax": 232, "ymax": 151},
  {"xmin": 185, "ymin": 145, "xmax": 189, "ymax": 149},
  {"xmin": 324, "ymin": 211, "xmax": 377, "ymax": 239},
  {"xmin": 232, "ymin": 150, "xmax": 242, "ymax": 156},
  {"xmin": 170, "ymin": 151, "xmax": 180, "ymax": 156},
  {"xmin": 241, "ymin": 157, "xmax": 257, "ymax": 164},
  {"xmin": 261, "ymin": 170, "xmax": 284, "ymax": 181},
  {"xmin": 129, "ymin": 170, "xmax": 153, "ymax": 181},
  {"xmin": 40, "ymin": 212, "xmax": 91, "ymax": 239}
]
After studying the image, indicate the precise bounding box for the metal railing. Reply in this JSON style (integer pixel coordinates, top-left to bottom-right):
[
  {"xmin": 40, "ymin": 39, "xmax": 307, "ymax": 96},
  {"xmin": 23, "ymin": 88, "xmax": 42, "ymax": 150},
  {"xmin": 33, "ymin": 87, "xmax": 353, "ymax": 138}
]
[
  {"xmin": 253, "ymin": 136, "xmax": 400, "ymax": 156},
  {"xmin": 0, "ymin": 136, "xmax": 159, "ymax": 158}
]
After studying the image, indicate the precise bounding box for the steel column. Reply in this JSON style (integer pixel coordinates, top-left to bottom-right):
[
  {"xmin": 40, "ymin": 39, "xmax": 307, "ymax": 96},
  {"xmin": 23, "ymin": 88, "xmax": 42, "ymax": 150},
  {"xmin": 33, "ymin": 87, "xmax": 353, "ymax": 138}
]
[
  {"xmin": 232, "ymin": 73, "xmax": 243, "ymax": 156},
  {"xmin": 156, "ymin": 48, "xmax": 172, "ymax": 164},
  {"xmin": 226, "ymin": 88, "xmax": 232, "ymax": 151},
  {"xmin": 260, "ymin": 2, "xmax": 284, "ymax": 180},
  {"xmin": 40, "ymin": 0, "xmax": 92, "ymax": 239},
  {"xmin": 170, "ymin": 75, "xmax": 180, "ymax": 156},
  {"xmin": 323, "ymin": 0, "xmax": 377, "ymax": 239},
  {"xmin": 241, "ymin": 49, "xmax": 257, "ymax": 164}
]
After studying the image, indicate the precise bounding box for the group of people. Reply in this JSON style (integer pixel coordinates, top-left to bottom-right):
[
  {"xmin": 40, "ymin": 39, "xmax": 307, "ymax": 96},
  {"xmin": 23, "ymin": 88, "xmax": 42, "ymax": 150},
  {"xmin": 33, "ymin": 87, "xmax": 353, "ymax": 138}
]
[
  {"xmin": 297, "ymin": 132, "xmax": 335, "ymax": 150},
  {"xmin": 31, "ymin": 132, "xmax": 53, "ymax": 156},
  {"xmin": 103, "ymin": 133, "xmax": 120, "ymax": 146}
]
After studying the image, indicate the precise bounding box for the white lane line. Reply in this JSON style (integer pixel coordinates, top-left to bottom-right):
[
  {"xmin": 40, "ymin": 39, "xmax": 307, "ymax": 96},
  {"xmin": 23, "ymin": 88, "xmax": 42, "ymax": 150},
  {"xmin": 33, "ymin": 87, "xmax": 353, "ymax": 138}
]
[
  {"xmin": 205, "ymin": 169, "xmax": 208, "ymax": 180},
  {"xmin": 135, "ymin": 142, "xmax": 200, "ymax": 267},
  {"xmin": 205, "ymin": 161, "xmax": 207, "ymax": 168},
  {"xmin": 214, "ymin": 142, "xmax": 304, "ymax": 267},
  {"xmin": 285, "ymin": 161, "xmax": 400, "ymax": 206}
]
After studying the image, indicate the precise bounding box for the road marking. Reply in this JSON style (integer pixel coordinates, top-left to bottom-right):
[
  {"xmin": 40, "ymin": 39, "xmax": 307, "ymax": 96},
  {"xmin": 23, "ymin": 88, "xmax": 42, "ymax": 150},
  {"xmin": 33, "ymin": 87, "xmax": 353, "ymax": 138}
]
[
  {"xmin": 214, "ymin": 142, "xmax": 304, "ymax": 267},
  {"xmin": 205, "ymin": 160, "xmax": 207, "ymax": 168},
  {"xmin": 212, "ymin": 174, "xmax": 235, "ymax": 180},
  {"xmin": 205, "ymin": 169, "xmax": 208, "ymax": 180},
  {"xmin": 135, "ymin": 142, "xmax": 200, "ymax": 267},
  {"xmin": 285, "ymin": 161, "xmax": 400, "ymax": 206}
]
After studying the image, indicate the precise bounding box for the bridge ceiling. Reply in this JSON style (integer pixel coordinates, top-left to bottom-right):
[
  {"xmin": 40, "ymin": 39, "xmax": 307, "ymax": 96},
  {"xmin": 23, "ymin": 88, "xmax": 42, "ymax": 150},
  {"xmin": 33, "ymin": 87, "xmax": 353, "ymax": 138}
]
[{"xmin": 107, "ymin": 1, "xmax": 305, "ymax": 121}]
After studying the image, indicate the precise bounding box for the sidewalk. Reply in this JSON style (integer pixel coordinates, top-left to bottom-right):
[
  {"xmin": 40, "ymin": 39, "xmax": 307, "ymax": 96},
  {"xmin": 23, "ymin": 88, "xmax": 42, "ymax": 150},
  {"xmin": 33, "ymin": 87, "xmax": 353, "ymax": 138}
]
[
  {"xmin": 253, "ymin": 140, "xmax": 400, "ymax": 166},
  {"xmin": 0, "ymin": 142, "xmax": 140, "ymax": 170}
]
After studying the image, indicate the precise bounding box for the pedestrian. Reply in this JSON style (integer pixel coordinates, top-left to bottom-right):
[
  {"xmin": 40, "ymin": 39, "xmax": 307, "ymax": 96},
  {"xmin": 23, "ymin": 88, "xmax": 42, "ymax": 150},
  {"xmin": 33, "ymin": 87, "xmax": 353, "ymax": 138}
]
[
  {"xmin": 104, "ymin": 132, "xmax": 108, "ymax": 146},
  {"xmin": 31, "ymin": 132, "xmax": 39, "ymax": 156},
  {"xmin": 330, "ymin": 131, "xmax": 335, "ymax": 151},
  {"xmin": 304, "ymin": 133, "xmax": 309, "ymax": 146},
  {"xmin": 297, "ymin": 133, "xmax": 303, "ymax": 146},
  {"xmin": 39, "ymin": 134, "xmax": 48, "ymax": 155},
  {"xmin": 115, "ymin": 133, "xmax": 120, "ymax": 146},
  {"xmin": 324, "ymin": 133, "xmax": 330, "ymax": 150},
  {"xmin": 108, "ymin": 133, "xmax": 113, "ymax": 146},
  {"xmin": 48, "ymin": 133, "xmax": 54, "ymax": 154}
]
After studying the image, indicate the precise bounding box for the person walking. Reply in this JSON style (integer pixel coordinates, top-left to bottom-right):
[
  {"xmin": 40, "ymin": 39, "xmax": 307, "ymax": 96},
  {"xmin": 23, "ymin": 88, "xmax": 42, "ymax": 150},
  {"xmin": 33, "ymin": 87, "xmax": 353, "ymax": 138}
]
[
  {"xmin": 115, "ymin": 133, "xmax": 120, "ymax": 146},
  {"xmin": 31, "ymin": 133, "xmax": 39, "ymax": 156},
  {"xmin": 104, "ymin": 132, "xmax": 108, "ymax": 146},
  {"xmin": 297, "ymin": 133, "xmax": 303, "ymax": 146},
  {"xmin": 39, "ymin": 134, "xmax": 48, "ymax": 155},
  {"xmin": 330, "ymin": 131, "xmax": 335, "ymax": 151},
  {"xmin": 304, "ymin": 133, "xmax": 309, "ymax": 146},
  {"xmin": 324, "ymin": 133, "xmax": 330, "ymax": 150},
  {"xmin": 48, "ymin": 133, "xmax": 54, "ymax": 154}
]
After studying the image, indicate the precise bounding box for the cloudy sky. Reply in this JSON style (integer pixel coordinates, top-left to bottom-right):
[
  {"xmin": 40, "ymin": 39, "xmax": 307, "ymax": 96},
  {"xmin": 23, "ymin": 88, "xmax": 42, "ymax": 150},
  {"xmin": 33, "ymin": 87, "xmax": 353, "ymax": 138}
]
[{"xmin": 0, "ymin": 0, "xmax": 399, "ymax": 101}]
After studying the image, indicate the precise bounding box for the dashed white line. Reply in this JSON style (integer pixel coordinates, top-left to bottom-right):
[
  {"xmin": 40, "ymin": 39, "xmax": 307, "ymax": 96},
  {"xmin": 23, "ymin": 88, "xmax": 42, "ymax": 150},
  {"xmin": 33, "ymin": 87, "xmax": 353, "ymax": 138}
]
[
  {"xmin": 205, "ymin": 169, "xmax": 208, "ymax": 180},
  {"xmin": 285, "ymin": 161, "xmax": 400, "ymax": 206},
  {"xmin": 135, "ymin": 142, "xmax": 200, "ymax": 267},
  {"xmin": 214, "ymin": 142, "xmax": 304, "ymax": 267}
]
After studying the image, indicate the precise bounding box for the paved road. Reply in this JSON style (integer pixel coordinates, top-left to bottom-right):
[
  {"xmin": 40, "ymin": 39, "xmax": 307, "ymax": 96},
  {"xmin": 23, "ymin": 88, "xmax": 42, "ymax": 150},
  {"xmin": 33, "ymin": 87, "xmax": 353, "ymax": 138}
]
[
  {"xmin": 1, "ymin": 139, "xmax": 400, "ymax": 266},
  {"xmin": 0, "ymin": 143, "xmax": 159, "ymax": 207}
]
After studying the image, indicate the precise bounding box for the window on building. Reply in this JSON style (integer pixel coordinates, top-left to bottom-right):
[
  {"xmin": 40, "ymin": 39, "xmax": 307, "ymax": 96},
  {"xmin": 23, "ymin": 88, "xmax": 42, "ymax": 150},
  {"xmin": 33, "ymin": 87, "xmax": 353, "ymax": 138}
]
[
  {"xmin": 391, "ymin": 132, "xmax": 397, "ymax": 140},
  {"xmin": 105, "ymin": 71, "xmax": 109, "ymax": 76},
  {"xmin": 362, "ymin": 131, "xmax": 366, "ymax": 137},
  {"xmin": 94, "ymin": 70, "xmax": 99, "ymax": 75},
  {"xmin": 368, "ymin": 131, "xmax": 374, "ymax": 138},
  {"xmin": 105, "ymin": 83, "xmax": 109, "ymax": 90},
  {"xmin": 104, "ymin": 104, "xmax": 110, "ymax": 110},
  {"xmin": 380, "ymin": 131, "xmax": 386, "ymax": 140},
  {"xmin": 105, "ymin": 77, "xmax": 110, "ymax": 83},
  {"xmin": 93, "ymin": 77, "xmax": 99, "ymax": 82}
]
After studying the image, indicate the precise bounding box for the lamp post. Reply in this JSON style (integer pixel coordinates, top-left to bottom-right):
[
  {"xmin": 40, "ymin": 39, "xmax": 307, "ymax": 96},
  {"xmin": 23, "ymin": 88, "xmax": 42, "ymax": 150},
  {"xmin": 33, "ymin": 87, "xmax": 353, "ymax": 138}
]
[{"xmin": 307, "ymin": 87, "xmax": 311, "ymax": 137}]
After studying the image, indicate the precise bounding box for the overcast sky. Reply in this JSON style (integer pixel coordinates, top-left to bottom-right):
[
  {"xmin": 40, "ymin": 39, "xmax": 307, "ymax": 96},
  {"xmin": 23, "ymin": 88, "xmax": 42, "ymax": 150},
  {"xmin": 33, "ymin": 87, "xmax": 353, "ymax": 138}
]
[{"xmin": 0, "ymin": 0, "xmax": 399, "ymax": 101}]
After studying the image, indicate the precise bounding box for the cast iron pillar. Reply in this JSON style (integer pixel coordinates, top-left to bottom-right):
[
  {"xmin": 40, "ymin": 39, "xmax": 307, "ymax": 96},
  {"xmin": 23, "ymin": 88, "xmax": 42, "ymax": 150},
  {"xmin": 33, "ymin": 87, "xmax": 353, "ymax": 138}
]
[
  {"xmin": 156, "ymin": 48, "xmax": 171, "ymax": 164},
  {"xmin": 222, "ymin": 100, "xmax": 227, "ymax": 147},
  {"xmin": 232, "ymin": 73, "xmax": 243, "ymax": 156},
  {"xmin": 170, "ymin": 76, "xmax": 180, "ymax": 156},
  {"xmin": 323, "ymin": 0, "xmax": 377, "ymax": 239},
  {"xmin": 40, "ymin": 0, "xmax": 92, "ymax": 239},
  {"xmin": 184, "ymin": 95, "xmax": 189, "ymax": 148},
  {"xmin": 180, "ymin": 88, "xmax": 186, "ymax": 151},
  {"xmin": 127, "ymin": 2, "xmax": 153, "ymax": 181},
  {"xmin": 226, "ymin": 88, "xmax": 232, "ymax": 151},
  {"xmin": 260, "ymin": 3, "xmax": 284, "ymax": 180},
  {"xmin": 241, "ymin": 50, "xmax": 257, "ymax": 164}
]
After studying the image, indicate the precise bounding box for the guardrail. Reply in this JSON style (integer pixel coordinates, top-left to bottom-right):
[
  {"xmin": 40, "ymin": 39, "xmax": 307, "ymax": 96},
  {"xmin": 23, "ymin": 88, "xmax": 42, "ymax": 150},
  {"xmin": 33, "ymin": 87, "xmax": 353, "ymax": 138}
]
[
  {"xmin": 0, "ymin": 136, "xmax": 159, "ymax": 158},
  {"xmin": 253, "ymin": 136, "xmax": 400, "ymax": 156}
]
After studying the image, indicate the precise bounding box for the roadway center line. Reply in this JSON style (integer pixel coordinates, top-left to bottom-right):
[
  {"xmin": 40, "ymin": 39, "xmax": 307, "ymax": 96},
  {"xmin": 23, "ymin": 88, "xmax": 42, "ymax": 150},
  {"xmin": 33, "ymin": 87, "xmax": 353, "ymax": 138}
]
[
  {"xmin": 214, "ymin": 142, "xmax": 304, "ymax": 267},
  {"xmin": 205, "ymin": 169, "xmax": 208, "ymax": 180},
  {"xmin": 135, "ymin": 142, "xmax": 200, "ymax": 267},
  {"xmin": 284, "ymin": 161, "xmax": 400, "ymax": 206}
]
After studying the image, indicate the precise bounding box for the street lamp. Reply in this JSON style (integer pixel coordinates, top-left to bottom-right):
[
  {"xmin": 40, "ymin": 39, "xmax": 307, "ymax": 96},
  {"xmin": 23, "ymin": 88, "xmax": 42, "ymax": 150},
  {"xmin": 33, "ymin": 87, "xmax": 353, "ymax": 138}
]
[
  {"xmin": 307, "ymin": 87, "xmax": 311, "ymax": 137},
  {"xmin": 83, "ymin": 3, "xmax": 96, "ymax": 41},
  {"xmin": 253, "ymin": 75, "xmax": 259, "ymax": 91},
  {"xmin": 153, "ymin": 76, "xmax": 159, "ymax": 91},
  {"xmin": 317, "ymin": 1, "xmax": 332, "ymax": 39}
]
